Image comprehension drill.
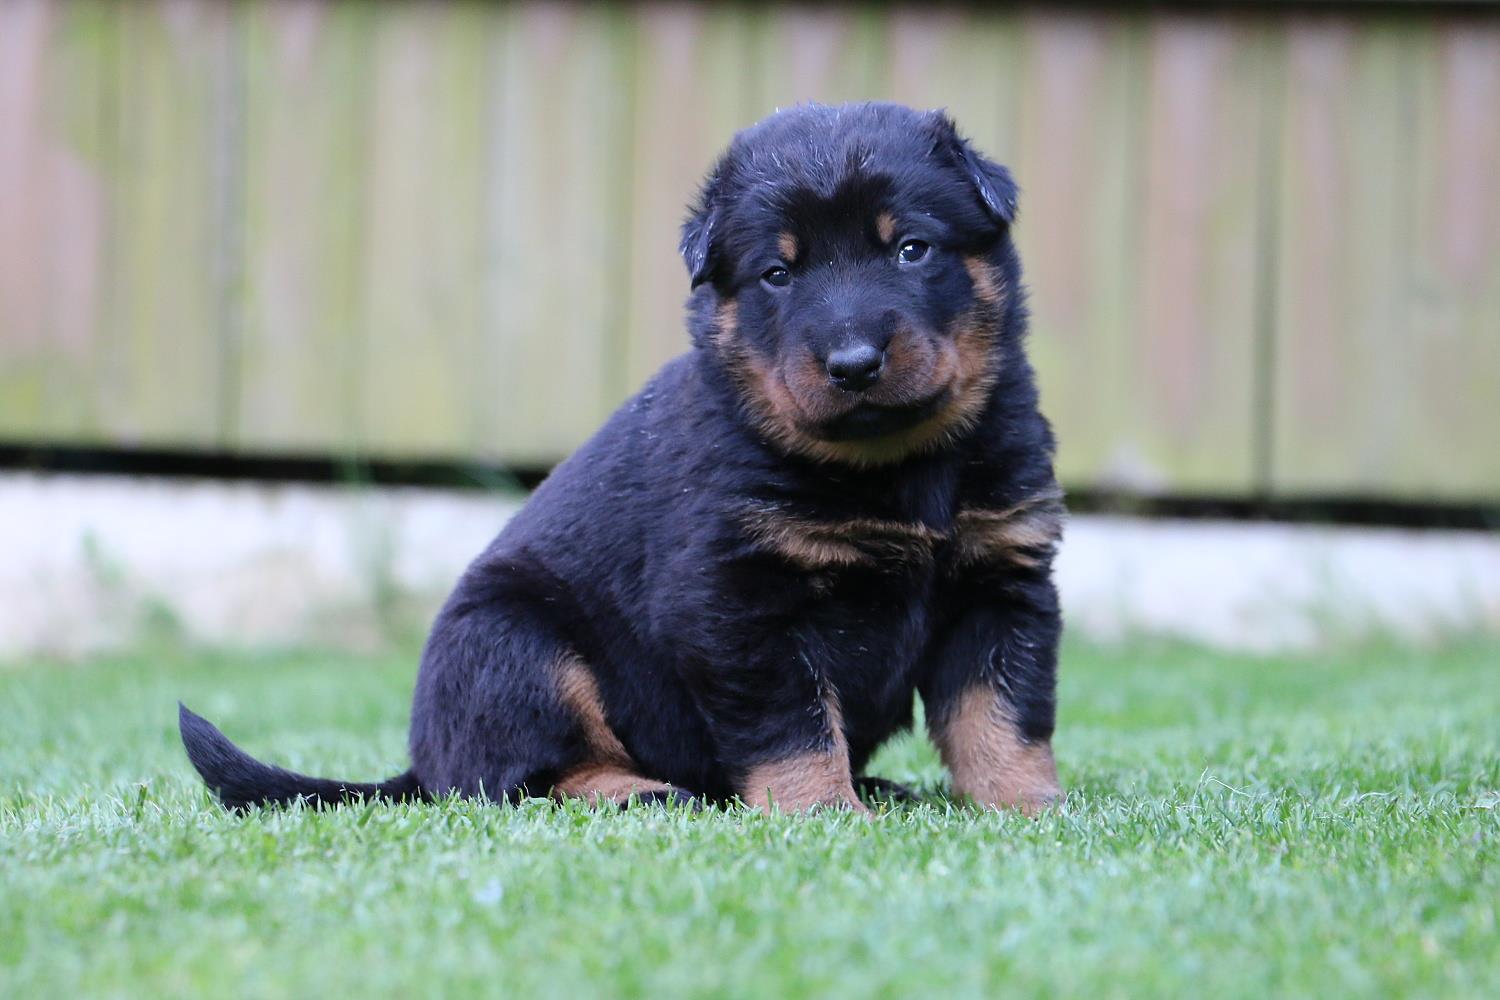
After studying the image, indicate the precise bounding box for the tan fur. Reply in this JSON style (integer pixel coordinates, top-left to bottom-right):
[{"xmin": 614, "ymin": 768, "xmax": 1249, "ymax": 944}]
[
  {"xmin": 554, "ymin": 656, "xmax": 675, "ymax": 804},
  {"xmin": 740, "ymin": 695, "xmax": 867, "ymax": 812},
  {"xmin": 953, "ymin": 490, "xmax": 1066, "ymax": 569},
  {"xmin": 777, "ymin": 231, "xmax": 799, "ymax": 261},
  {"xmin": 738, "ymin": 490, "xmax": 1063, "ymax": 573},
  {"xmin": 556, "ymin": 656, "xmax": 630, "ymax": 767},
  {"xmin": 739, "ymin": 503, "xmax": 940, "ymax": 569},
  {"xmin": 964, "ymin": 255, "xmax": 1008, "ymax": 305},
  {"xmin": 709, "ymin": 256, "xmax": 1006, "ymax": 468},
  {"xmin": 715, "ymin": 319, "xmax": 998, "ymax": 468},
  {"xmin": 553, "ymin": 764, "xmax": 674, "ymax": 805},
  {"xmin": 875, "ymin": 211, "xmax": 897, "ymax": 244},
  {"xmin": 930, "ymin": 685, "xmax": 1061, "ymax": 815}
]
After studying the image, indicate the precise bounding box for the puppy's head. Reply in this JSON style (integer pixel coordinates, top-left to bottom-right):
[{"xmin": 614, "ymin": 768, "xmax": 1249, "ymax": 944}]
[{"xmin": 682, "ymin": 103, "xmax": 1020, "ymax": 466}]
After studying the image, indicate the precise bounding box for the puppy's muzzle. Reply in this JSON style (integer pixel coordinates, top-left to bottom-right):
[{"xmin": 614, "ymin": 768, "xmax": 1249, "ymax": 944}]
[{"xmin": 825, "ymin": 343, "xmax": 885, "ymax": 392}]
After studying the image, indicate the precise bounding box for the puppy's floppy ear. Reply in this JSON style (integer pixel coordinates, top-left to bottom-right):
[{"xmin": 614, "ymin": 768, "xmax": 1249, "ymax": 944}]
[
  {"xmin": 930, "ymin": 111, "xmax": 1019, "ymax": 225},
  {"xmin": 680, "ymin": 165, "xmax": 723, "ymax": 288}
]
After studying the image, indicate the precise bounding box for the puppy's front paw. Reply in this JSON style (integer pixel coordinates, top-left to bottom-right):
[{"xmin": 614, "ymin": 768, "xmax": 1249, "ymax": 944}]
[
  {"xmin": 855, "ymin": 775, "xmax": 920, "ymax": 805},
  {"xmin": 627, "ymin": 788, "xmax": 703, "ymax": 811}
]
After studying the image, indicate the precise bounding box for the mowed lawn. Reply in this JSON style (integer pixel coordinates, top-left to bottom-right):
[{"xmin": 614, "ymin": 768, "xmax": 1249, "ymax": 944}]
[{"xmin": 2, "ymin": 639, "xmax": 1497, "ymax": 999}]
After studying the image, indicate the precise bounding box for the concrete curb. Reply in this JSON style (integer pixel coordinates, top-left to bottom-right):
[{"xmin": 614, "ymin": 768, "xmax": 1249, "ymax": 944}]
[{"xmin": 5, "ymin": 472, "xmax": 1497, "ymax": 657}]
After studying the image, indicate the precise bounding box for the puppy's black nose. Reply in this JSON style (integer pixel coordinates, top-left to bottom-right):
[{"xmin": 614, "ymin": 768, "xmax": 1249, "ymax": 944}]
[{"xmin": 826, "ymin": 344, "xmax": 884, "ymax": 391}]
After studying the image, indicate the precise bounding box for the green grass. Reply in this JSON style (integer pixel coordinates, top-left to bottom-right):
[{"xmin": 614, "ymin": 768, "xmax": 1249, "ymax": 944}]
[{"xmin": 2, "ymin": 639, "xmax": 1497, "ymax": 999}]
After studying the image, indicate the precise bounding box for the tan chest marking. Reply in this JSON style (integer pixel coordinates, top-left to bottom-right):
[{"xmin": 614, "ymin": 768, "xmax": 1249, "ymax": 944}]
[
  {"xmin": 739, "ymin": 490, "xmax": 1063, "ymax": 573},
  {"xmin": 952, "ymin": 491, "xmax": 1065, "ymax": 570},
  {"xmin": 738, "ymin": 503, "xmax": 941, "ymax": 570}
]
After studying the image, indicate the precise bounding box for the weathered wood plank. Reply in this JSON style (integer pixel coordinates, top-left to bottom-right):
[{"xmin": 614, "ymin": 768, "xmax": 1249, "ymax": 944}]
[
  {"xmin": 1008, "ymin": 13, "xmax": 1146, "ymax": 491},
  {"xmin": 0, "ymin": 0, "xmax": 113, "ymax": 442},
  {"xmin": 235, "ymin": 0, "xmax": 373, "ymax": 455},
  {"xmin": 1401, "ymin": 19, "xmax": 1500, "ymax": 498},
  {"xmin": 883, "ymin": 6, "xmax": 1025, "ymax": 164},
  {"xmin": 1270, "ymin": 17, "xmax": 1411, "ymax": 498},
  {"xmin": 1272, "ymin": 14, "xmax": 1494, "ymax": 500},
  {"xmin": 1021, "ymin": 11, "xmax": 1268, "ymax": 495},
  {"xmin": 1267, "ymin": 14, "xmax": 1500, "ymax": 500},
  {"xmin": 482, "ymin": 1, "xmax": 633, "ymax": 462},
  {"xmin": 620, "ymin": 3, "xmax": 755, "ymax": 392},
  {"xmin": 1131, "ymin": 13, "xmax": 1266, "ymax": 494},
  {"xmin": 750, "ymin": 4, "xmax": 889, "ymax": 116},
  {"xmin": 106, "ymin": 0, "xmax": 240, "ymax": 447},
  {"xmin": 352, "ymin": 0, "xmax": 490, "ymax": 459}
]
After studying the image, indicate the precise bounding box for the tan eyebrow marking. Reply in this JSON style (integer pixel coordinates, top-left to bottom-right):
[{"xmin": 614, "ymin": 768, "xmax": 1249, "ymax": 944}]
[
  {"xmin": 777, "ymin": 231, "xmax": 798, "ymax": 261},
  {"xmin": 875, "ymin": 211, "xmax": 897, "ymax": 244}
]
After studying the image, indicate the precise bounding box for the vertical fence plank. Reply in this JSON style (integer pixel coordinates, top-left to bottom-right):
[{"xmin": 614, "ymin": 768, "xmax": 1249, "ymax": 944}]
[
  {"xmin": 884, "ymin": 6, "xmax": 1025, "ymax": 164},
  {"xmin": 621, "ymin": 3, "xmax": 754, "ymax": 391},
  {"xmin": 0, "ymin": 0, "xmax": 112, "ymax": 442},
  {"xmin": 751, "ymin": 4, "xmax": 888, "ymax": 116},
  {"xmin": 1395, "ymin": 17, "xmax": 1500, "ymax": 498},
  {"xmin": 1009, "ymin": 12, "xmax": 1145, "ymax": 491},
  {"xmin": 236, "ymin": 0, "xmax": 372, "ymax": 456},
  {"xmin": 351, "ymin": 0, "xmax": 490, "ymax": 459},
  {"xmin": 1268, "ymin": 14, "xmax": 1459, "ymax": 499},
  {"xmin": 1019, "ymin": 11, "xmax": 1266, "ymax": 496},
  {"xmin": 483, "ymin": 1, "xmax": 633, "ymax": 462},
  {"xmin": 1130, "ymin": 13, "xmax": 1265, "ymax": 494},
  {"xmin": 106, "ymin": 0, "xmax": 239, "ymax": 447}
]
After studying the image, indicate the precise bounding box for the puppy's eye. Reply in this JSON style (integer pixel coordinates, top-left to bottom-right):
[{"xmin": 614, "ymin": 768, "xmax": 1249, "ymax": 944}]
[
  {"xmin": 762, "ymin": 266, "xmax": 791, "ymax": 288},
  {"xmin": 897, "ymin": 240, "xmax": 930, "ymax": 264}
]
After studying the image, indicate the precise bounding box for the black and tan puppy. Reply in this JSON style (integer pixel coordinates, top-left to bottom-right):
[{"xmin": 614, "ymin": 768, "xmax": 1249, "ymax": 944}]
[{"xmin": 180, "ymin": 102, "xmax": 1065, "ymax": 814}]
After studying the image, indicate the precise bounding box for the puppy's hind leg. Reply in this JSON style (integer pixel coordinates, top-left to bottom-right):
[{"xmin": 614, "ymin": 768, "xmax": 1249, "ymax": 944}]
[
  {"xmin": 410, "ymin": 570, "xmax": 690, "ymax": 808},
  {"xmin": 550, "ymin": 657, "xmax": 694, "ymax": 808}
]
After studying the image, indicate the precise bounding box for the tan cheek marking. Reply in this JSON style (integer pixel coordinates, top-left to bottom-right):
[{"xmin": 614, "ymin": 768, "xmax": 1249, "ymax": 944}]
[
  {"xmin": 963, "ymin": 255, "xmax": 1007, "ymax": 305},
  {"xmin": 870, "ymin": 327, "xmax": 940, "ymax": 402},
  {"xmin": 715, "ymin": 331, "xmax": 882, "ymax": 467},
  {"xmin": 948, "ymin": 315, "xmax": 1001, "ymax": 411},
  {"xmin": 740, "ymin": 696, "xmax": 867, "ymax": 813},
  {"xmin": 778, "ymin": 231, "xmax": 798, "ymax": 261},
  {"xmin": 954, "ymin": 493, "xmax": 1066, "ymax": 569},
  {"xmin": 713, "ymin": 300, "xmax": 814, "ymax": 441},
  {"xmin": 875, "ymin": 211, "xmax": 897, "ymax": 244},
  {"xmin": 930, "ymin": 685, "xmax": 1061, "ymax": 815},
  {"xmin": 714, "ymin": 298, "xmax": 738, "ymax": 342}
]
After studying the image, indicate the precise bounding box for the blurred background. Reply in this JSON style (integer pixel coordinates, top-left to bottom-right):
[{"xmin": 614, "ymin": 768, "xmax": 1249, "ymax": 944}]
[{"xmin": 1, "ymin": 0, "xmax": 1498, "ymax": 655}]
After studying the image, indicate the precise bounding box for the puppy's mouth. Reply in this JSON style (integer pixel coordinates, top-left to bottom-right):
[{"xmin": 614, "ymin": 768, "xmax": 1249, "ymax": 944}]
[{"xmin": 812, "ymin": 390, "xmax": 950, "ymax": 441}]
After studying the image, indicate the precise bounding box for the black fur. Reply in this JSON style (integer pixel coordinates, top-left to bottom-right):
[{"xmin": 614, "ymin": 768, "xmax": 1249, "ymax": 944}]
[
  {"xmin": 180, "ymin": 102, "xmax": 1063, "ymax": 811},
  {"xmin": 178, "ymin": 704, "xmax": 422, "ymax": 810}
]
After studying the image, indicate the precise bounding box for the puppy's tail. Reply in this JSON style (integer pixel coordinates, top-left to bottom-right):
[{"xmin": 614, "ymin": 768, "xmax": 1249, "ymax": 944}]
[{"xmin": 178, "ymin": 703, "xmax": 424, "ymax": 811}]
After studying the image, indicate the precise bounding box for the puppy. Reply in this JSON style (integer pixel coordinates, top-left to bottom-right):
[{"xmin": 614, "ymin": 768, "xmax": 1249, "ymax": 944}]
[{"xmin": 181, "ymin": 102, "xmax": 1065, "ymax": 814}]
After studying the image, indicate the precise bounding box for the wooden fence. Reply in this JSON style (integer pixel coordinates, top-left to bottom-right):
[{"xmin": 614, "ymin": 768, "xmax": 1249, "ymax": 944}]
[{"xmin": 2, "ymin": 0, "xmax": 1497, "ymax": 500}]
